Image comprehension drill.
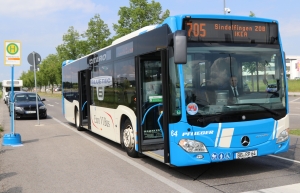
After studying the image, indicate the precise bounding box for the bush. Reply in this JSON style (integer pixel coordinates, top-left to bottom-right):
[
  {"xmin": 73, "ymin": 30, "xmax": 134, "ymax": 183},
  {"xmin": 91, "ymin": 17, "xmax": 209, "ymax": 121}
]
[{"xmin": 288, "ymin": 80, "xmax": 300, "ymax": 92}]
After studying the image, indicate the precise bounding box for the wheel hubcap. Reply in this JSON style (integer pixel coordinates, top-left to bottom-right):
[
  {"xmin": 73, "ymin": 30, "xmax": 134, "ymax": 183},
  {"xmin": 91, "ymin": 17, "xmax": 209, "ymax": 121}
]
[{"xmin": 123, "ymin": 125, "xmax": 134, "ymax": 149}]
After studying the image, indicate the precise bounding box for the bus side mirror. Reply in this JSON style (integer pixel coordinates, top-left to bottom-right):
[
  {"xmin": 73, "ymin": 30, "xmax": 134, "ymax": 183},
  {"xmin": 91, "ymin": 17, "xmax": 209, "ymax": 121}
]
[{"xmin": 173, "ymin": 30, "xmax": 187, "ymax": 64}]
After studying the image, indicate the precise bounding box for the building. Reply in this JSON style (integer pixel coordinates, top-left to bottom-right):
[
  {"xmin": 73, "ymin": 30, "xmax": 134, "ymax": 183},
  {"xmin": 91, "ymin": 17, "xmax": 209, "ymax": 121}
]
[{"xmin": 286, "ymin": 55, "xmax": 300, "ymax": 79}]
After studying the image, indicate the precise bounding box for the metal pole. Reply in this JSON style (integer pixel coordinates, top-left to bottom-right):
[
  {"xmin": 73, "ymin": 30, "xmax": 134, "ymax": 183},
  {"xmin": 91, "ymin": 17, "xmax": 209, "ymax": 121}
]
[
  {"xmin": 33, "ymin": 52, "xmax": 40, "ymax": 125},
  {"xmin": 10, "ymin": 65, "xmax": 15, "ymax": 134},
  {"xmin": 224, "ymin": 0, "xmax": 226, "ymax": 15}
]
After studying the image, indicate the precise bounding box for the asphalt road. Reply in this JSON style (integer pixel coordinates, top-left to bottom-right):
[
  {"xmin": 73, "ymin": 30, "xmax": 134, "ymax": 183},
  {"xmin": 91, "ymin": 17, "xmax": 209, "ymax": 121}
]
[{"xmin": 0, "ymin": 96, "xmax": 300, "ymax": 193}]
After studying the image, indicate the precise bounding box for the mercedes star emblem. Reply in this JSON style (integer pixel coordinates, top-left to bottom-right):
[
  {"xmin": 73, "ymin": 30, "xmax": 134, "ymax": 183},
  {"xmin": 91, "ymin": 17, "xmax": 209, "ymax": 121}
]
[{"xmin": 241, "ymin": 136, "xmax": 250, "ymax": 147}]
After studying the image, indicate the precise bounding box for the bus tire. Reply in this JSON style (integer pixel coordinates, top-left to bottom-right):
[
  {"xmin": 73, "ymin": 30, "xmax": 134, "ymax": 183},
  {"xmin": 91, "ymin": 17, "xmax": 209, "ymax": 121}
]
[
  {"xmin": 75, "ymin": 109, "xmax": 84, "ymax": 131},
  {"xmin": 122, "ymin": 119, "xmax": 138, "ymax": 158}
]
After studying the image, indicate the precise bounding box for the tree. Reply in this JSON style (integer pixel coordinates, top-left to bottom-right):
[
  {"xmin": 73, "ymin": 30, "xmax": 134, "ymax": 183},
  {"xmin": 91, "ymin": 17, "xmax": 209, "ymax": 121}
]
[
  {"xmin": 83, "ymin": 14, "xmax": 112, "ymax": 53},
  {"xmin": 249, "ymin": 11, "xmax": 255, "ymax": 17},
  {"xmin": 36, "ymin": 69, "xmax": 46, "ymax": 91},
  {"xmin": 39, "ymin": 54, "xmax": 60, "ymax": 93},
  {"xmin": 56, "ymin": 26, "xmax": 83, "ymax": 61},
  {"xmin": 113, "ymin": 0, "xmax": 170, "ymax": 39},
  {"xmin": 243, "ymin": 62, "xmax": 257, "ymax": 91},
  {"xmin": 19, "ymin": 71, "xmax": 35, "ymax": 90}
]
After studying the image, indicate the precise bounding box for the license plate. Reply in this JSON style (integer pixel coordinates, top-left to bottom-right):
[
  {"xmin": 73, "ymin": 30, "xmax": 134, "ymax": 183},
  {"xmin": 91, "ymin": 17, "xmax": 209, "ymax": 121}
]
[
  {"xmin": 235, "ymin": 150, "xmax": 257, "ymax": 159},
  {"xmin": 25, "ymin": 111, "xmax": 36, "ymax": 114}
]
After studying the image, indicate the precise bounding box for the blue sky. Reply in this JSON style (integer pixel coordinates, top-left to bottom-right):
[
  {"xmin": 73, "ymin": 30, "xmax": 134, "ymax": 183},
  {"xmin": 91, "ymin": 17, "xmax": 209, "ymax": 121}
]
[{"xmin": 1, "ymin": 0, "xmax": 299, "ymax": 81}]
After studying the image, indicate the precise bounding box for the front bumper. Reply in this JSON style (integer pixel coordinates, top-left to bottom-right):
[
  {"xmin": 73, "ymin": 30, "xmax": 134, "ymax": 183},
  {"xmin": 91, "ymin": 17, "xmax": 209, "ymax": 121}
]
[
  {"xmin": 15, "ymin": 109, "xmax": 47, "ymax": 118},
  {"xmin": 169, "ymin": 138, "xmax": 290, "ymax": 167}
]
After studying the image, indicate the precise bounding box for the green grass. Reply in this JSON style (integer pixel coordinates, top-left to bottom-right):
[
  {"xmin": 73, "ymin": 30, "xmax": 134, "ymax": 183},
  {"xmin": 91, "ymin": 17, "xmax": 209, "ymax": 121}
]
[
  {"xmin": 38, "ymin": 92, "xmax": 62, "ymax": 99},
  {"xmin": 0, "ymin": 124, "xmax": 3, "ymax": 138},
  {"xmin": 288, "ymin": 80, "xmax": 300, "ymax": 92},
  {"xmin": 289, "ymin": 129, "xmax": 300, "ymax": 136}
]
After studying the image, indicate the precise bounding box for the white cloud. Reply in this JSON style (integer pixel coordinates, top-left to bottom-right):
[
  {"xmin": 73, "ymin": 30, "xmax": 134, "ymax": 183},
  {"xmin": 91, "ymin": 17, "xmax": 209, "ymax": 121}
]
[{"xmin": 0, "ymin": 0, "xmax": 108, "ymax": 18}]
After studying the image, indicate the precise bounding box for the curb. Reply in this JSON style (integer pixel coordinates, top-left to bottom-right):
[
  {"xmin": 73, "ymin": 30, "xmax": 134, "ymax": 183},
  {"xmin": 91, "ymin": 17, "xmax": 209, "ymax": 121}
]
[{"xmin": 289, "ymin": 95, "xmax": 300, "ymax": 97}]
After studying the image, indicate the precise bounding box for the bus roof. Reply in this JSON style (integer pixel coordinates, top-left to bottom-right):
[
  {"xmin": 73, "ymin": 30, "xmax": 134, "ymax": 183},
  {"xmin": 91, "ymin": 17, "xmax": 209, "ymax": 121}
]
[
  {"xmin": 160, "ymin": 14, "xmax": 278, "ymax": 32},
  {"xmin": 62, "ymin": 25, "xmax": 159, "ymax": 67},
  {"xmin": 62, "ymin": 14, "xmax": 279, "ymax": 66}
]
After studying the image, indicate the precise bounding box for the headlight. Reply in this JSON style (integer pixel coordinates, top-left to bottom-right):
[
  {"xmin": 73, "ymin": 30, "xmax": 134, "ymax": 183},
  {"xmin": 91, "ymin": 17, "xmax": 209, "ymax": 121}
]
[
  {"xmin": 179, "ymin": 139, "xmax": 208, "ymax": 152},
  {"xmin": 15, "ymin": 107, "xmax": 23, "ymax": 111},
  {"xmin": 276, "ymin": 130, "xmax": 289, "ymax": 143},
  {"xmin": 39, "ymin": 105, "xmax": 47, "ymax": 110}
]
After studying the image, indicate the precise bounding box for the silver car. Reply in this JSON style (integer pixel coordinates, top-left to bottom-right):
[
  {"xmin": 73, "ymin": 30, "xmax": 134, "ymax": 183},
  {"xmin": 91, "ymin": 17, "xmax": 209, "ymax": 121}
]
[{"xmin": 4, "ymin": 91, "xmax": 10, "ymax": 104}]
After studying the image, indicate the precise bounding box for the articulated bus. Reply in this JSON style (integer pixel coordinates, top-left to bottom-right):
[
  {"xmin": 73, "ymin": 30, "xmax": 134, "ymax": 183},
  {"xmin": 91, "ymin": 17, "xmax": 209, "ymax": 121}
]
[{"xmin": 62, "ymin": 14, "xmax": 290, "ymax": 167}]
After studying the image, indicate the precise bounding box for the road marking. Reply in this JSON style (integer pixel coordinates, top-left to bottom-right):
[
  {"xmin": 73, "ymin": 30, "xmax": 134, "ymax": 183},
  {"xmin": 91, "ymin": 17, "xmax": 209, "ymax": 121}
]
[
  {"xmin": 51, "ymin": 116, "xmax": 192, "ymax": 193},
  {"xmin": 55, "ymin": 102, "xmax": 59, "ymax": 104},
  {"xmin": 243, "ymin": 155, "xmax": 300, "ymax": 192},
  {"xmin": 290, "ymin": 97, "xmax": 300, "ymax": 103},
  {"xmin": 268, "ymin": 155, "xmax": 300, "ymax": 164},
  {"xmin": 47, "ymin": 104, "xmax": 54, "ymax": 106},
  {"xmin": 242, "ymin": 183, "xmax": 300, "ymax": 193}
]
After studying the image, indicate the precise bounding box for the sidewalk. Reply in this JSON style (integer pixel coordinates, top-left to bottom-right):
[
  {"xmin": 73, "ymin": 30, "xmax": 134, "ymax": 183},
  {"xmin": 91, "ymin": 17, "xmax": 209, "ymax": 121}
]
[
  {"xmin": 288, "ymin": 92, "xmax": 300, "ymax": 96},
  {"xmin": 0, "ymin": 101, "xmax": 135, "ymax": 192}
]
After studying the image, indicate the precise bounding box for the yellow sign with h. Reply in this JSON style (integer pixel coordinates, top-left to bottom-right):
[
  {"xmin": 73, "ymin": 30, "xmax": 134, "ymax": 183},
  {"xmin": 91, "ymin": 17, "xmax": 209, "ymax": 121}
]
[{"xmin": 4, "ymin": 40, "xmax": 22, "ymax": 66}]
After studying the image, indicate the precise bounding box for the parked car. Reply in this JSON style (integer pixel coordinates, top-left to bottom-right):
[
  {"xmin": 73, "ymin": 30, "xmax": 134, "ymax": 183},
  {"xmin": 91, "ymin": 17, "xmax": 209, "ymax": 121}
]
[
  {"xmin": 266, "ymin": 84, "xmax": 277, "ymax": 93},
  {"xmin": 6, "ymin": 91, "xmax": 25, "ymax": 107},
  {"xmin": 4, "ymin": 91, "xmax": 10, "ymax": 104},
  {"xmin": 295, "ymin": 77, "xmax": 300, "ymax": 80},
  {"xmin": 9, "ymin": 92, "xmax": 47, "ymax": 119},
  {"xmin": 243, "ymin": 83, "xmax": 250, "ymax": 92},
  {"xmin": 22, "ymin": 87, "xmax": 29, "ymax": 91},
  {"xmin": 54, "ymin": 87, "xmax": 61, "ymax": 91}
]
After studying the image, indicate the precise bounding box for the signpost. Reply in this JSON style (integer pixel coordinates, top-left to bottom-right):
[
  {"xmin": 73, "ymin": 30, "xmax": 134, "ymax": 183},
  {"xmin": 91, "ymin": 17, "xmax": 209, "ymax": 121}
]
[
  {"xmin": 2, "ymin": 40, "xmax": 22, "ymax": 146},
  {"xmin": 27, "ymin": 51, "xmax": 41, "ymax": 125}
]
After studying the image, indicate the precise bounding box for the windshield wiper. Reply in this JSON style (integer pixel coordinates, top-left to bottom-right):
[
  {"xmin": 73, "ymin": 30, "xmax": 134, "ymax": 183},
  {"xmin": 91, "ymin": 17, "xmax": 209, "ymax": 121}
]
[
  {"xmin": 196, "ymin": 111, "xmax": 236, "ymax": 123},
  {"xmin": 231, "ymin": 103, "xmax": 280, "ymax": 116},
  {"xmin": 196, "ymin": 113, "xmax": 222, "ymax": 123}
]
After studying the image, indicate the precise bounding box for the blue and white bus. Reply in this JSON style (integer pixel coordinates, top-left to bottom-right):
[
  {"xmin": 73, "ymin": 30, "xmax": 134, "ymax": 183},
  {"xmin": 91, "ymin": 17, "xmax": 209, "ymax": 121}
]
[{"xmin": 62, "ymin": 14, "xmax": 290, "ymax": 167}]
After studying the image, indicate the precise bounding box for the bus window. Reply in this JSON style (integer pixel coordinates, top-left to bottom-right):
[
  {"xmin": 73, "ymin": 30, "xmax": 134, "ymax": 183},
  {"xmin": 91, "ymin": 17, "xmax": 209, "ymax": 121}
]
[
  {"xmin": 114, "ymin": 58, "xmax": 135, "ymax": 107},
  {"xmin": 169, "ymin": 52, "xmax": 182, "ymax": 119},
  {"xmin": 92, "ymin": 64, "xmax": 115, "ymax": 108}
]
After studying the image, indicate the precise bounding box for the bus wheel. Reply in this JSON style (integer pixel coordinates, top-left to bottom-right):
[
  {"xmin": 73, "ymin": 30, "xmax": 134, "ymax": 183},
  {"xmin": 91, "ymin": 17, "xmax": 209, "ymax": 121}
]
[
  {"xmin": 75, "ymin": 109, "xmax": 84, "ymax": 131},
  {"xmin": 122, "ymin": 119, "xmax": 138, "ymax": 158}
]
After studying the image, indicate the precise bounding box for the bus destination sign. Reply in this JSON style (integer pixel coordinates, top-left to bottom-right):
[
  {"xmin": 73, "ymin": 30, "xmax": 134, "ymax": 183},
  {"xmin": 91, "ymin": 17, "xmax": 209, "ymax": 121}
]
[{"xmin": 183, "ymin": 19, "xmax": 278, "ymax": 44}]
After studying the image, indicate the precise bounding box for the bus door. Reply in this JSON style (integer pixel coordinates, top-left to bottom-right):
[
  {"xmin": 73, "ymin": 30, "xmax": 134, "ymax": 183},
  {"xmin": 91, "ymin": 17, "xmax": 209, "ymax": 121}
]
[
  {"xmin": 78, "ymin": 69, "xmax": 91, "ymax": 130},
  {"xmin": 136, "ymin": 50, "xmax": 170, "ymax": 163}
]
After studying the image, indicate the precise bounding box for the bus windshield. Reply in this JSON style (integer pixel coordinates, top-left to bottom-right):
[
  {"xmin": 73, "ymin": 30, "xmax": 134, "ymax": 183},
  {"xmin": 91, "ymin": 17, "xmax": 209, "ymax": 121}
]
[{"xmin": 182, "ymin": 43, "xmax": 286, "ymax": 126}]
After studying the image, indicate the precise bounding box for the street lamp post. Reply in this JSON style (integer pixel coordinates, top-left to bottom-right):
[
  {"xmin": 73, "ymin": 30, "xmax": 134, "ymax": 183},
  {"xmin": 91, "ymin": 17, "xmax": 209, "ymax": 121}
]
[
  {"xmin": 224, "ymin": 0, "xmax": 226, "ymax": 14},
  {"xmin": 224, "ymin": 0, "xmax": 231, "ymax": 14}
]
